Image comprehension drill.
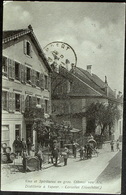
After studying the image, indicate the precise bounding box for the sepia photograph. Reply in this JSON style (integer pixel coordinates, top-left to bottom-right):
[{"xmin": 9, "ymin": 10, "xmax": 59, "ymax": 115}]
[{"xmin": 1, "ymin": 1, "xmax": 125, "ymax": 194}]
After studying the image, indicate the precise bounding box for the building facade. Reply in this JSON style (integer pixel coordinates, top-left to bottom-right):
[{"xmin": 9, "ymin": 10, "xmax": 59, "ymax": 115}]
[
  {"xmin": 51, "ymin": 65, "xmax": 123, "ymax": 144},
  {"xmin": 2, "ymin": 25, "xmax": 52, "ymax": 148}
]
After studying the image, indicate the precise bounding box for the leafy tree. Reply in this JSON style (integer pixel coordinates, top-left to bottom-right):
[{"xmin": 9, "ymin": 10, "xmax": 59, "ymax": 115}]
[{"xmin": 85, "ymin": 102, "xmax": 121, "ymax": 137}]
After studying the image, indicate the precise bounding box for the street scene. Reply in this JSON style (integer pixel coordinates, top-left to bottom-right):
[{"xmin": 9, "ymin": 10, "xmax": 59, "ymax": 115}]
[{"xmin": 1, "ymin": 1, "xmax": 125, "ymax": 194}]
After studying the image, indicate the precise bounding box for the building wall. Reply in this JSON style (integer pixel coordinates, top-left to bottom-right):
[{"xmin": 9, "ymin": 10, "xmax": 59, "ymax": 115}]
[{"xmin": 2, "ymin": 34, "xmax": 51, "ymax": 148}]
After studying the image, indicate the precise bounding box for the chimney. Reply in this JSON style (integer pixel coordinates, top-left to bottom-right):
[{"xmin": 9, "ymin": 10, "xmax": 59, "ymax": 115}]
[
  {"xmin": 105, "ymin": 76, "xmax": 108, "ymax": 84},
  {"xmin": 104, "ymin": 76, "xmax": 108, "ymax": 96},
  {"xmin": 87, "ymin": 65, "xmax": 92, "ymax": 75},
  {"xmin": 71, "ymin": 63, "xmax": 76, "ymax": 73},
  {"xmin": 28, "ymin": 24, "xmax": 33, "ymax": 31}
]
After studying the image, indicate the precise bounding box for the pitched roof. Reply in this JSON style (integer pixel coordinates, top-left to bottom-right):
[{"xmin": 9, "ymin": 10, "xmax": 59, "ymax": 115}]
[
  {"xmin": 3, "ymin": 25, "xmax": 52, "ymax": 72},
  {"xmin": 70, "ymin": 67, "xmax": 115, "ymax": 99}
]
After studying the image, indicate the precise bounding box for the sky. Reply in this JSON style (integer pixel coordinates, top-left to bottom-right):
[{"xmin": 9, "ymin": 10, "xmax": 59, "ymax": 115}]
[{"xmin": 3, "ymin": 1, "xmax": 125, "ymax": 93}]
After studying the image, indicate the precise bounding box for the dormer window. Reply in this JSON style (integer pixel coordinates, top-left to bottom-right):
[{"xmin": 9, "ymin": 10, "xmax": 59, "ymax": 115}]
[
  {"xmin": 24, "ymin": 40, "xmax": 32, "ymax": 57},
  {"xmin": 26, "ymin": 42, "xmax": 31, "ymax": 56}
]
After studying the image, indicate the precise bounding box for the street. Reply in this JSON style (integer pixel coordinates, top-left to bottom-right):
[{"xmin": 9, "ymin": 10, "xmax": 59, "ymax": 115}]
[{"xmin": 1, "ymin": 144, "xmax": 122, "ymax": 194}]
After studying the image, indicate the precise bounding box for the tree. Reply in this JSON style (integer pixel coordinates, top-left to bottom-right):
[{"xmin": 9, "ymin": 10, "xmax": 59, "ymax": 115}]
[{"xmin": 85, "ymin": 102, "xmax": 121, "ymax": 137}]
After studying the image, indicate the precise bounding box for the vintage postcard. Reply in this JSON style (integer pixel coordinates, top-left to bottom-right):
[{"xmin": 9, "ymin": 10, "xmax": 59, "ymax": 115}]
[{"xmin": 1, "ymin": 1, "xmax": 125, "ymax": 194}]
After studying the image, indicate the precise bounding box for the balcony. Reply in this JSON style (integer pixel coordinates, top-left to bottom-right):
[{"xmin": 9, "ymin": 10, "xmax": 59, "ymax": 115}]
[{"xmin": 24, "ymin": 107, "xmax": 44, "ymax": 123}]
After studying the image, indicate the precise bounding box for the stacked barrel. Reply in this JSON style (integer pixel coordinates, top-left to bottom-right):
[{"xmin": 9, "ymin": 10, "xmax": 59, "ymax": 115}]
[{"xmin": 1, "ymin": 143, "xmax": 16, "ymax": 163}]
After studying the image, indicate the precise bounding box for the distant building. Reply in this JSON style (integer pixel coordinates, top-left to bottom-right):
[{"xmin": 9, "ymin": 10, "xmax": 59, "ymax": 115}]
[
  {"xmin": 2, "ymin": 25, "xmax": 52, "ymax": 147},
  {"xmin": 51, "ymin": 64, "xmax": 123, "ymax": 143}
]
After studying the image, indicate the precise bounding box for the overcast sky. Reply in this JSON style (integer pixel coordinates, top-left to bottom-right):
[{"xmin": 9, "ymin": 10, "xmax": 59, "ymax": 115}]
[{"xmin": 3, "ymin": 2, "xmax": 125, "ymax": 93}]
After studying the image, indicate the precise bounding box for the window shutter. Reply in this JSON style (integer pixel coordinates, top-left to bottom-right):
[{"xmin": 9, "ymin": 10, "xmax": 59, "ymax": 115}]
[
  {"xmin": 31, "ymin": 96, "xmax": 37, "ymax": 108},
  {"xmin": 19, "ymin": 64, "xmax": 22, "ymax": 82},
  {"xmin": 11, "ymin": 60, "xmax": 15, "ymax": 80},
  {"xmin": 6, "ymin": 91, "xmax": 9, "ymax": 111},
  {"xmin": 30, "ymin": 44, "xmax": 33, "ymax": 58},
  {"xmin": 12, "ymin": 92, "xmax": 15, "ymax": 112},
  {"xmin": 25, "ymin": 95, "xmax": 30, "ymax": 109},
  {"xmin": 21, "ymin": 64, "xmax": 24, "ymax": 83},
  {"xmin": 24, "ymin": 66, "xmax": 27, "ymax": 83},
  {"xmin": 42, "ymin": 74, "xmax": 45, "ymax": 89},
  {"xmin": 8, "ymin": 92, "xmax": 14, "ymax": 112},
  {"xmin": 8, "ymin": 59, "xmax": 12, "ymax": 79},
  {"xmin": 21, "ymin": 95, "xmax": 25, "ymax": 113},
  {"xmin": 39, "ymin": 73, "xmax": 42, "ymax": 89},
  {"xmin": 34, "ymin": 70, "xmax": 36, "ymax": 87},
  {"xmin": 48, "ymin": 76, "xmax": 51, "ymax": 91},
  {"xmin": 24, "ymin": 40, "xmax": 27, "ymax": 55},
  {"xmin": 31, "ymin": 69, "xmax": 34, "ymax": 86}
]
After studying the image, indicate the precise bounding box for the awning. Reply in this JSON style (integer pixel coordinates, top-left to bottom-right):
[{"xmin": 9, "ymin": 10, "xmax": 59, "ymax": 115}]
[{"xmin": 70, "ymin": 128, "xmax": 81, "ymax": 133}]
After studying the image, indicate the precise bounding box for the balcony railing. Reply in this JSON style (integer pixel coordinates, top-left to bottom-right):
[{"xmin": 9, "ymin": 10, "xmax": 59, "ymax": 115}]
[{"xmin": 24, "ymin": 107, "xmax": 44, "ymax": 121}]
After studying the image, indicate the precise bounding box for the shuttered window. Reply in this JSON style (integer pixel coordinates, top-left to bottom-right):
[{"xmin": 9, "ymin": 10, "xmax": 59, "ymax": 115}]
[
  {"xmin": 15, "ymin": 62, "xmax": 20, "ymax": 80},
  {"xmin": 26, "ymin": 67, "xmax": 31, "ymax": 84},
  {"xmin": 15, "ymin": 93, "xmax": 20, "ymax": 112},
  {"xmin": 8, "ymin": 59, "xmax": 15, "ymax": 80},
  {"xmin": 36, "ymin": 71, "xmax": 40, "ymax": 87},
  {"xmin": 8, "ymin": 92, "xmax": 15, "ymax": 113},
  {"xmin": 2, "ymin": 91, "xmax": 8, "ymax": 111},
  {"xmin": 45, "ymin": 75, "xmax": 48, "ymax": 89},
  {"xmin": 2, "ymin": 125, "xmax": 9, "ymax": 145},
  {"xmin": 20, "ymin": 64, "xmax": 26, "ymax": 83},
  {"xmin": 2, "ymin": 56, "xmax": 8, "ymax": 77},
  {"xmin": 21, "ymin": 95, "xmax": 25, "ymax": 113},
  {"xmin": 15, "ymin": 125, "xmax": 21, "ymax": 140}
]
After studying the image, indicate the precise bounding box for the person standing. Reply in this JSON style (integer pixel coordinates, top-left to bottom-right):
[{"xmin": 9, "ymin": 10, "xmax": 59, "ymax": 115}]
[
  {"xmin": 110, "ymin": 140, "xmax": 114, "ymax": 152},
  {"xmin": 72, "ymin": 141, "xmax": 78, "ymax": 158},
  {"xmin": 13, "ymin": 136, "xmax": 22, "ymax": 157},
  {"xmin": 21, "ymin": 138, "xmax": 27, "ymax": 153},
  {"xmin": 62, "ymin": 147, "xmax": 69, "ymax": 166},
  {"xmin": 79, "ymin": 146, "xmax": 84, "ymax": 160},
  {"xmin": 37, "ymin": 147, "xmax": 43, "ymax": 170},
  {"xmin": 22, "ymin": 149, "xmax": 28, "ymax": 173},
  {"xmin": 27, "ymin": 137, "xmax": 32, "ymax": 155},
  {"xmin": 52, "ymin": 146, "xmax": 59, "ymax": 166},
  {"xmin": 116, "ymin": 139, "xmax": 120, "ymax": 151}
]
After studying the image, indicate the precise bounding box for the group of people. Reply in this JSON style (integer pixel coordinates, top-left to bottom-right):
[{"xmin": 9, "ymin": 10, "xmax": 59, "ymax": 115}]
[
  {"xmin": 13, "ymin": 136, "xmax": 32, "ymax": 156},
  {"xmin": 51, "ymin": 141, "xmax": 70, "ymax": 167},
  {"xmin": 110, "ymin": 139, "xmax": 120, "ymax": 152}
]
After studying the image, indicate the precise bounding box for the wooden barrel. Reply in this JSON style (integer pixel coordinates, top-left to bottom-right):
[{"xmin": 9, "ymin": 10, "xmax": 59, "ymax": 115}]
[
  {"xmin": 10, "ymin": 153, "xmax": 16, "ymax": 161},
  {"xmin": 5, "ymin": 147, "xmax": 11, "ymax": 154},
  {"xmin": 1, "ymin": 153, "xmax": 8, "ymax": 163},
  {"xmin": 27, "ymin": 157, "xmax": 40, "ymax": 171}
]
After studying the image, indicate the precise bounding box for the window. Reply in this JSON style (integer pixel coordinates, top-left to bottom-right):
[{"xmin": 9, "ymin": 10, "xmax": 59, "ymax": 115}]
[
  {"xmin": 15, "ymin": 62, "xmax": 20, "ymax": 80},
  {"xmin": 26, "ymin": 41, "xmax": 31, "ymax": 56},
  {"xmin": 2, "ymin": 91, "xmax": 8, "ymax": 110},
  {"xmin": 36, "ymin": 72, "xmax": 40, "ymax": 87},
  {"xmin": 26, "ymin": 67, "xmax": 31, "ymax": 83},
  {"xmin": 15, "ymin": 93, "xmax": 20, "ymax": 111},
  {"xmin": 2, "ymin": 125, "xmax": 9, "ymax": 145},
  {"xmin": 37, "ymin": 98, "xmax": 40, "ymax": 105},
  {"xmin": 45, "ymin": 75, "xmax": 48, "ymax": 89},
  {"xmin": 45, "ymin": 99, "xmax": 48, "ymax": 113},
  {"xmin": 15, "ymin": 125, "xmax": 21, "ymax": 139},
  {"xmin": 2, "ymin": 57, "xmax": 8, "ymax": 76}
]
